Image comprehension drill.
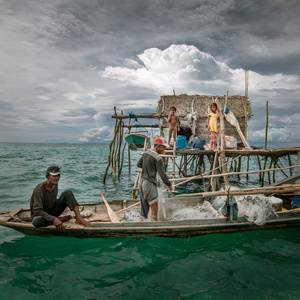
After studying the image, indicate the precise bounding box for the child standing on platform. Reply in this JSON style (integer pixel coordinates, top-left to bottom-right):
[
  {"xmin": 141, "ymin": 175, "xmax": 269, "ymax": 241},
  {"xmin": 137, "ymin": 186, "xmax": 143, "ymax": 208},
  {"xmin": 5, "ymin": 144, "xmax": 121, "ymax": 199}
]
[
  {"xmin": 207, "ymin": 101, "xmax": 219, "ymax": 151},
  {"xmin": 167, "ymin": 106, "xmax": 180, "ymax": 146}
]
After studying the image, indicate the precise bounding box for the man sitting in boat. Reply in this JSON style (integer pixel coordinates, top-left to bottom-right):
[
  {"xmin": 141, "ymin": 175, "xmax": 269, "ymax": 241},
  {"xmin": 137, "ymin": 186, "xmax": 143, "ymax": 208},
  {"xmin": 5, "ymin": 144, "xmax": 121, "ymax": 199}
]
[
  {"xmin": 30, "ymin": 166, "xmax": 90, "ymax": 230},
  {"xmin": 137, "ymin": 138, "xmax": 172, "ymax": 221}
]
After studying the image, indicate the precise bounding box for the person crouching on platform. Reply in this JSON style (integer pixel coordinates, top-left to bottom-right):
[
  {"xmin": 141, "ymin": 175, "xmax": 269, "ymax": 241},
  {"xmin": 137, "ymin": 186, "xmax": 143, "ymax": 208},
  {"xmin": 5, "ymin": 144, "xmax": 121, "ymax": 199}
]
[
  {"xmin": 137, "ymin": 138, "xmax": 172, "ymax": 221},
  {"xmin": 30, "ymin": 166, "xmax": 90, "ymax": 230}
]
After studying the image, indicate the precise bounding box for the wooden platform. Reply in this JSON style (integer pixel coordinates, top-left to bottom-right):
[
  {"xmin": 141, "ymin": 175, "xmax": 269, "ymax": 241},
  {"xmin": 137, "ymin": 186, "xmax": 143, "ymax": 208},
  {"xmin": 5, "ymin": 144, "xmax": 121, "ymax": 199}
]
[{"xmin": 175, "ymin": 147, "xmax": 300, "ymax": 156}]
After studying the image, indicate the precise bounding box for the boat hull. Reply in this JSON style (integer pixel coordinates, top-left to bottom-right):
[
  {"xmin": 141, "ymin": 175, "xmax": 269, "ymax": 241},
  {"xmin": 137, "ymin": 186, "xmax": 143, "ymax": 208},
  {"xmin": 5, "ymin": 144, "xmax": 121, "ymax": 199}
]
[
  {"xmin": 1, "ymin": 210, "xmax": 300, "ymax": 239},
  {"xmin": 125, "ymin": 134, "xmax": 150, "ymax": 150}
]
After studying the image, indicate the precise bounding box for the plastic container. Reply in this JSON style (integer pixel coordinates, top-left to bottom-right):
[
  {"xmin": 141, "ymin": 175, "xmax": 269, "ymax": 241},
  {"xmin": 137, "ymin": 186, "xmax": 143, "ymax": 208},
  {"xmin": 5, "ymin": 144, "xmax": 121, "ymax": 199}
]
[
  {"xmin": 176, "ymin": 135, "xmax": 187, "ymax": 149},
  {"xmin": 225, "ymin": 136, "xmax": 237, "ymax": 149},
  {"xmin": 193, "ymin": 138, "xmax": 206, "ymax": 150}
]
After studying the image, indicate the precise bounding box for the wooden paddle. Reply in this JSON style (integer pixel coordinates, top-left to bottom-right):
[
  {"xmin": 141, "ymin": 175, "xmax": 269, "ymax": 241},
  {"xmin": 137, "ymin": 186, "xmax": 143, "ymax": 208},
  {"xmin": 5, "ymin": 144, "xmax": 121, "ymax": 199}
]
[{"xmin": 99, "ymin": 193, "xmax": 120, "ymax": 223}]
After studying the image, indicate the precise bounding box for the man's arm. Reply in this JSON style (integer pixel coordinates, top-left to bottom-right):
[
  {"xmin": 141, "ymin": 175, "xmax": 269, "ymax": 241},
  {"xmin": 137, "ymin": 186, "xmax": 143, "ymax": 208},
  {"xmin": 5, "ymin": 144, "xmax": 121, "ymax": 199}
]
[
  {"xmin": 32, "ymin": 192, "xmax": 55, "ymax": 223},
  {"xmin": 137, "ymin": 155, "xmax": 143, "ymax": 168},
  {"xmin": 156, "ymin": 160, "xmax": 171, "ymax": 187}
]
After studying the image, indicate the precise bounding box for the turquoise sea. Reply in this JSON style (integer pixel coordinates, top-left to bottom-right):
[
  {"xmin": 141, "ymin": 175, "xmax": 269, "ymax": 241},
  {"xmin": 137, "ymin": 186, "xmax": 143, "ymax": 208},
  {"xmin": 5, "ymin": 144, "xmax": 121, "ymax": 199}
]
[{"xmin": 0, "ymin": 142, "xmax": 300, "ymax": 300}]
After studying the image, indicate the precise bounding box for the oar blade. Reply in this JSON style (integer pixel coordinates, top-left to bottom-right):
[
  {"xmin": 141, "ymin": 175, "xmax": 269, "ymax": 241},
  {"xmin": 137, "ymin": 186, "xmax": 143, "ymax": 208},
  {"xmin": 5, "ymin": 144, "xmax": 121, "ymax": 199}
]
[{"xmin": 99, "ymin": 193, "xmax": 121, "ymax": 223}]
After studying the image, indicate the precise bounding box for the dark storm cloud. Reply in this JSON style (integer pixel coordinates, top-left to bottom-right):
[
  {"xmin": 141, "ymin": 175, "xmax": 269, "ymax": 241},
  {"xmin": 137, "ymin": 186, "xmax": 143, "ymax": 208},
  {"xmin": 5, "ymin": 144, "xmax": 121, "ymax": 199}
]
[{"xmin": 0, "ymin": 0, "xmax": 299, "ymax": 145}]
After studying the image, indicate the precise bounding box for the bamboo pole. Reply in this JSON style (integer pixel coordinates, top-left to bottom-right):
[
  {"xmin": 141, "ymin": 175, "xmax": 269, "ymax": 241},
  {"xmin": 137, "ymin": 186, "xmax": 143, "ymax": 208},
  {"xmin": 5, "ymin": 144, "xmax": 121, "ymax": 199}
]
[
  {"xmin": 265, "ymin": 101, "xmax": 269, "ymax": 150},
  {"xmin": 257, "ymin": 155, "xmax": 262, "ymax": 182},
  {"xmin": 169, "ymin": 164, "xmax": 300, "ymax": 182},
  {"xmin": 117, "ymin": 119, "xmax": 124, "ymax": 178},
  {"xmin": 123, "ymin": 125, "xmax": 167, "ymax": 128},
  {"xmin": 215, "ymin": 97, "xmax": 229, "ymax": 186},
  {"xmin": 184, "ymin": 154, "xmax": 187, "ymax": 177},
  {"xmin": 112, "ymin": 114, "xmax": 186, "ymax": 119},
  {"xmin": 119, "ymin": 138, "xmax": 127, "ymax": 176},
  {"xmin": 210, "ymin": 152, "xmax": 219, "ymax": 191},
  {"xmin": 112, "ymin": 119, "xmax": 121, "ymax": 183},
  {"xmin": 246, "ymin": 155, "xmax": 250, "ymax": 180},
  {"xmin": 158, "ymin": 117, "xmax": 164, "ymax": 137},
  {"xmin": 267, "ymin": 157, "xmax": 273, "ymax": 185},
  {"xmin": 261, "ymin": 156, "xmax": 269, "ymax": 187},
  {"xmin": 275, "ymin": 158, "xmax": 289, "ymax": 178},
  {"xmin": 238, "ymin": 156, "xmax": 242, "ymax": 173},
  {"xmin": 288, "ymin": 155, "xmax": 293, "ymax": 176},
  {"xmin": 163, "ymin": 155, "xmax": 242, "ymax": 191},
  {"xmin": 180, "ymin": 184, "xmax": 300, "ymax": 198}
]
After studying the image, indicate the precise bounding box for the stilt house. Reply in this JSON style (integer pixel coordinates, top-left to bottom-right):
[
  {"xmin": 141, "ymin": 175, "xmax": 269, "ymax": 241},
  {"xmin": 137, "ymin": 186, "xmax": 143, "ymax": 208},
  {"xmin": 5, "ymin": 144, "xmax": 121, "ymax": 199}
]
[{"xmin": 157, "ymin": 94, "xmax": 252, "ymax": 143}]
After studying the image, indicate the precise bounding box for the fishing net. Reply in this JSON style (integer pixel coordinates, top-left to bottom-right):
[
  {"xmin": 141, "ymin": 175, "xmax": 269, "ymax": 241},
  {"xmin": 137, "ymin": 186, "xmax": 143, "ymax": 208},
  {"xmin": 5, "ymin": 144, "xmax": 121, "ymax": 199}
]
[
  {"xmin": 236, "ymin": 195, "xmax": 277, "ymax": 225},
  {"xmin": 211, "ymin": 191, "xmax": 278, "ymax": 225},
  {"xmin": 169, "ymin": 200, "xmax": 221, "ymax": 221}
]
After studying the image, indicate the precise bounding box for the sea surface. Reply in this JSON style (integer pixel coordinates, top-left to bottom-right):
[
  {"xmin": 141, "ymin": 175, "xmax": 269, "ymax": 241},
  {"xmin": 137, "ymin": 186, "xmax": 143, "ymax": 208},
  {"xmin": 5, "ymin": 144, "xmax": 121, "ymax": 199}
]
[{"xmin": 0, "ymin": 142, "xmax": 300, "ymax": 300}]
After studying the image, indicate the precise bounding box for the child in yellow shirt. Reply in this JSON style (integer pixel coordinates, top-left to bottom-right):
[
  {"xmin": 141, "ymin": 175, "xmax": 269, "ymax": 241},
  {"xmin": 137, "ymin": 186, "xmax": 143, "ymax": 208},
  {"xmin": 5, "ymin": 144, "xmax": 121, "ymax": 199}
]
[{"xmin": 207, "ymin": 102, "xmax": 219, "ymax": 150}]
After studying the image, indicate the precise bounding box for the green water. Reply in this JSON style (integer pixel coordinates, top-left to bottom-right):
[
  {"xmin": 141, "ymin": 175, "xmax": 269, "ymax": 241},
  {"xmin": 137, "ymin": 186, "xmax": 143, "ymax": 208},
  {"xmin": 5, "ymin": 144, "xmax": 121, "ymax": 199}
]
[{"xmin": 0, "ymin": 143, "xmax": 300, "ymax": 300}]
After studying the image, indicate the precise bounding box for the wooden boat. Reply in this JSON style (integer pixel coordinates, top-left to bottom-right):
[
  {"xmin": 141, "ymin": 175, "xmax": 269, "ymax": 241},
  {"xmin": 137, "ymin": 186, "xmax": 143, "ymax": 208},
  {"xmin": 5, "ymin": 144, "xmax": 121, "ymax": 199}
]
[
  {"xmin": 1, "ymin": 194, "xmax": 300, "ymax": 239},
  {"xmin": 125, "ymin": 133, "xmax": 150, "ymax": 150}
]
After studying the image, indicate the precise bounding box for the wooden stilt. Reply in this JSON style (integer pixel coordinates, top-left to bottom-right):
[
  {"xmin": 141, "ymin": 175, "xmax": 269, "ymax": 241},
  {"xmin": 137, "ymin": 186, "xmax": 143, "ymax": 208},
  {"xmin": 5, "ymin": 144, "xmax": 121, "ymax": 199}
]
[
  {"xmin": 257, "ymin": 155, "xmax": 262, "ymax": 182},
  {"xmin": 261, "ymin": 156, "xmax": 268, "ymax": 187},
  {"xmin": 210, "ymin": 152, "xmax": 219, "ymax": 191},
  {"xmin": 265, "ymin": 101, "xmax": 269, "ymax": 150},
  {"xmin": 184, "ymin": 154, "xmax": 187, "ymax": 177},
  {"xmin": 288, "ymin": 154, "xmax": 292, "ymax": 176},
  {"xmin": 268, "ymin": 157, "xmax": 273, "ymax": 185},
  {"xmin": 238, "ymin": 156, "xmax": 242, "ymax": 173},
  {"xmin": 246, "ymin": 155, "xmax": 250, "ymax": 180},
  {"xmin": 215, "ymin": 97, "xmax": 229, "ymax": 186}
]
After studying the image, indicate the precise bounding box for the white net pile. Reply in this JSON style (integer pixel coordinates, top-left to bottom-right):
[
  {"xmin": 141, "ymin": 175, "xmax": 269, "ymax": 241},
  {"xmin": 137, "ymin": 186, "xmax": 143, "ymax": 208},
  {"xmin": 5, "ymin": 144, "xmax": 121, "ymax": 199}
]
[
  {"xmin": 236, "ymin": 195, "xmax": 277, "ymax": 225},
  {"xmin": 123, "ymin": 186, "xmax": 279, "ymax": 225},
  {"xmin": 169, "ymin": 200, "xmax": 221, "ymax": 221},
  {"xmin": 211, "ymin": 189, "xmax": 278, "ymax": 225}
]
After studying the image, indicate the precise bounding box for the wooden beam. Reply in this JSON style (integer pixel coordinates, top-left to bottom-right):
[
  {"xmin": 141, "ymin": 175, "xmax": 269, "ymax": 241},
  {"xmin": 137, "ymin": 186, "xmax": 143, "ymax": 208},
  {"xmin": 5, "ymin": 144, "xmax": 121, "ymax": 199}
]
[
  {"xmin": 178, "ymin": 184, "xmax": 300, "ymax": 198},
  {"xmin": 169, "ymin": 164, "xmax": 300, "ymax": 182},
  {"xmin": 124, "ymin": 125, "xmax": 167, "ymax": 128},
  {"xmin": 215, "ymin": 97, "xmax": 229, "ymax": 186}
]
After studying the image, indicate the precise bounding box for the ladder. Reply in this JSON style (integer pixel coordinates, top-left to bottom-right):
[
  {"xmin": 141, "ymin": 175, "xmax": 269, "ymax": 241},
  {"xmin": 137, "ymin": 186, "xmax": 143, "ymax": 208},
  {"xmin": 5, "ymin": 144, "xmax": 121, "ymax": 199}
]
[{"xmin": 160, "ymin": 141, "xmax": 177, "ymax": 195}]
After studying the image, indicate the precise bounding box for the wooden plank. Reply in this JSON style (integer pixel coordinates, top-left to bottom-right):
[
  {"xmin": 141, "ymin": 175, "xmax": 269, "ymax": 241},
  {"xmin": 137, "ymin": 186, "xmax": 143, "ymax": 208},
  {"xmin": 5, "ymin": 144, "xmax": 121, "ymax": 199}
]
[
  {"xmin": 176, "ymin": 147, "xmax": 300, "ymax": 156},
  {"xmin": 268, "ymin": 173, "xmax": 300, "ymax": 186},
  {"xmin": 0, "ymin": 215, "xmax": 12, "ymax": 222},
  {"xmin": 9, "ymin": 208, "xmax": 22, "ymax": 217},
  {"xmin": 180, "ymin": 186, "xmax": 300, "ymax": 198},
  {"xmin": 170, "ymin": 164, "xmax": 300, "ymax": 182}
]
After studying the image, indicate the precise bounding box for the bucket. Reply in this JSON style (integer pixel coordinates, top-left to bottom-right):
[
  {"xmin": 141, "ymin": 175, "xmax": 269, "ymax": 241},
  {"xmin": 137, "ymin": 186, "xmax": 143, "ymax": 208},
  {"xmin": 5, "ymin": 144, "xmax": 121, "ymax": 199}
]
[
  {"xmin": 176, "ymin": 135, "xmax": 187, "ymax": 149},
  {"xmin": 225, "ymin": 135, "xmax": 237, "ymax": 149},
  {"xmin": 193, "ymin": 138, "xmax": 206, "ymax": 150}
]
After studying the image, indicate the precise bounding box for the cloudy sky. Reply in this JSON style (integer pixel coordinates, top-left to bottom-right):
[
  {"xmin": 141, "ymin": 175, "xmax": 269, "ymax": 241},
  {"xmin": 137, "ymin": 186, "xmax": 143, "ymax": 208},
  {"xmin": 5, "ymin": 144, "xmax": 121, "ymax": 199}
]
[{"xmin": 1, "ymin": 0, "xmax": 299, "ymax": 147}]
